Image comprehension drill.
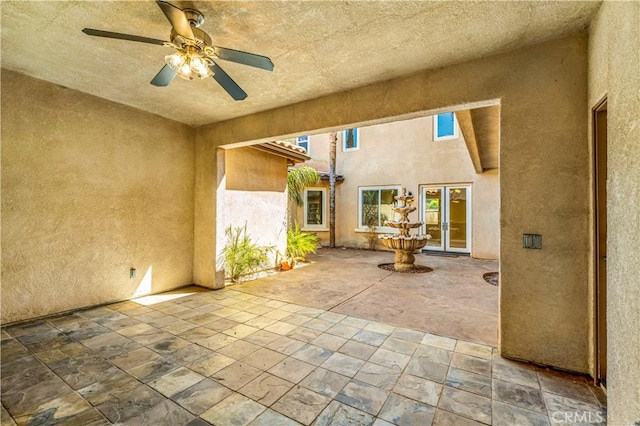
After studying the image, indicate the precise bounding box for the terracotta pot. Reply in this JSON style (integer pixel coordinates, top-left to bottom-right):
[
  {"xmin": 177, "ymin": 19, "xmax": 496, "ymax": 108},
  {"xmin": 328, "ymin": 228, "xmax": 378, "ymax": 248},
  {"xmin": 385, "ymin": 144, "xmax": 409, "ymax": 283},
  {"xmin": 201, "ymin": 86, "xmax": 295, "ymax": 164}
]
[{"xmin": 281, "ymin": 260, "xmax": 295, "ymax": 271}]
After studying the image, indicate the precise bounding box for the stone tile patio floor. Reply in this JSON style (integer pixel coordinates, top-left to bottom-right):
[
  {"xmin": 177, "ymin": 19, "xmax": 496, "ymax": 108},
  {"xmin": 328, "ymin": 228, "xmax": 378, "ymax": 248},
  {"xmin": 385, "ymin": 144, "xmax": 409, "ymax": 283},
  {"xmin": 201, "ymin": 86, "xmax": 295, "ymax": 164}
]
[{"xmin": 1, "ymin": 286, "xmax": 606, "ymax": 425}]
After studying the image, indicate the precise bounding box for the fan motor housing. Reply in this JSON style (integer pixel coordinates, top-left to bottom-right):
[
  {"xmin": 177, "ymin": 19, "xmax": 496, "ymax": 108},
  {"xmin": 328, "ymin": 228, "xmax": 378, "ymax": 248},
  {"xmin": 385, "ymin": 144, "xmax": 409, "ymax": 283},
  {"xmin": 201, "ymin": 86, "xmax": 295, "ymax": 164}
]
[
  {"xmin": 171, "ymin": 27, "xmax": 212, "ymax": 48},
  {"xmin": 183, "ymin": 8, "xmax": 205, "ymax": 28}
]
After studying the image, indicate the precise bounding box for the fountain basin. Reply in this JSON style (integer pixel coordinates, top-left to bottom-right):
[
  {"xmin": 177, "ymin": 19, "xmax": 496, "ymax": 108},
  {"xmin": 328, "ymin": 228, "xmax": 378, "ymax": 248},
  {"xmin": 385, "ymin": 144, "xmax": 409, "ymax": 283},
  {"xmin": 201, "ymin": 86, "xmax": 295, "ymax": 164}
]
[
  {"xmin": 384, "ymin": 222, "xmax": 423, "ymax": 230},
  {"xmin": 379, "ymin": 235, "xmax": 430, "ymax": 271},
  {"xmin": 379, "ymin": 234, "xmax": 429, "ymax": 251}
]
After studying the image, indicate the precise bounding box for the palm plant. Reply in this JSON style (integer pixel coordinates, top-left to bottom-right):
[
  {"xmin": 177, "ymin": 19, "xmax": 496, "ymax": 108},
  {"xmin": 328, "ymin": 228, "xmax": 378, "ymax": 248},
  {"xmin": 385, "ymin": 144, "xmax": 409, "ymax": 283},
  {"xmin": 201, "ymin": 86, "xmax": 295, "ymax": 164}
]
[
  {"xmin": 287, "ymin": 166, "xmax": 320, "ymax": 206},
  {"xmin": 286, "ymin": 222, "xmax": 319, "ymax": 264}
]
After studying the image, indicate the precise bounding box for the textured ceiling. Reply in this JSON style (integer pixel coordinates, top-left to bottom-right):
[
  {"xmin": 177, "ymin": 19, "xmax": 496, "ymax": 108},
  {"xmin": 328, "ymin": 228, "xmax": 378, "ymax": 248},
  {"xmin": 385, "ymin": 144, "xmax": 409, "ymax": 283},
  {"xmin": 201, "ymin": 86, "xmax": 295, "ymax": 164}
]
[{"xmin": 1, "ymin": 1, "xmax": 601, "ymax": 126}]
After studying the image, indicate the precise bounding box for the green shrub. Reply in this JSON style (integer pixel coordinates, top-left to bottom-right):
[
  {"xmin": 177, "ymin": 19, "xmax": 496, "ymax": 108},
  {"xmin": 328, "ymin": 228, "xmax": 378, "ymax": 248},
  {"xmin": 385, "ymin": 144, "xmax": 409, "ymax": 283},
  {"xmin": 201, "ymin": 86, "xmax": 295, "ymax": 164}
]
[
  {"xmin": 220, "ymin": 224, "xmax": 273, "ymax": 283},
  {"xmin": 287, "ymin": 222, "xmax": 319, "ymax": 261},
  {"xmin": 362, "ymin": 226, "xmax": 379, "ymax": 250}
]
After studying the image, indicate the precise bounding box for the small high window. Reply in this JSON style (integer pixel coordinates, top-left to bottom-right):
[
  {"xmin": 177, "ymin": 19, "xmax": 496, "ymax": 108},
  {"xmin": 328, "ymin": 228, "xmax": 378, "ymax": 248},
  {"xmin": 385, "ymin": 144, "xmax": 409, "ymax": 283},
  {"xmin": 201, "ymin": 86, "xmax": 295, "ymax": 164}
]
[
  {"xmin": 433, "ymin": 112, "xmax": 458, "ymax": 141},
  {"xmin": 303, "ymin": 188, "xmax": 327, "ymax": 230},
  {"xmin": 343, "ymin": 128, "xmax": 359, "ymax": 151},
  {"xmin": 296, "ymin": 135, "xmax": 309, "ymax": 153}
]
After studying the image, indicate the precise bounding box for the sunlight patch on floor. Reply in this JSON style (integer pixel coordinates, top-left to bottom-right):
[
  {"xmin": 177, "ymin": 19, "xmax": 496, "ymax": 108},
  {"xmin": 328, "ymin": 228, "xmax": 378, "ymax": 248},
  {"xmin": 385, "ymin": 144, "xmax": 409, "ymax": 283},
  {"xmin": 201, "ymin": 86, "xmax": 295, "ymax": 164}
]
[{"xmin": 133, "ymin": 291, "xmax": 197, "ymax": 306}]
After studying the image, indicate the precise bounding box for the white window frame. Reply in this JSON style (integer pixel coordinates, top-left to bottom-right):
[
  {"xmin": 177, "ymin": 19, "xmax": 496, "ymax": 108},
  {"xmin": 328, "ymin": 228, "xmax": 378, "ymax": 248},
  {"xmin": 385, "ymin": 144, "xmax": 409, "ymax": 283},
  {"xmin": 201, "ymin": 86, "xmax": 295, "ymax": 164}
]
[
  {"xmin": 303, "ymin": 187, "xmax": 328, "ymax": 231},
  {"xmin": 296, "ymin": 135, "xmax": 309, "ymax": 154},
  {"xmin": 357, "ymin": 185, "xmax": 402, "ymax": 233},
  {"xmin": 342, "ymin": 128, "xmax": 359, "ymax": 152},
  {"xmin": 433, "ymin": 113, "xmax": 459, "ymax": 141}
]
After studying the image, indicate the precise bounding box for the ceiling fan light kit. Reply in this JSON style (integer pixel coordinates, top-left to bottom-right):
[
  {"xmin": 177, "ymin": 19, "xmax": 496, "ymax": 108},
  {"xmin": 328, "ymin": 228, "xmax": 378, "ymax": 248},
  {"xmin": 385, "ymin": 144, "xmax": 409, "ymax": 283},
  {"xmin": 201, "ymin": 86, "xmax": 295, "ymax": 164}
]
[
  {"xmin": 82, "ymin": 0, "xmax": 273, "ymax": 100},
  {"xmin": 165, "ymin": 48, "xmax": 212, "ymax": 80}
]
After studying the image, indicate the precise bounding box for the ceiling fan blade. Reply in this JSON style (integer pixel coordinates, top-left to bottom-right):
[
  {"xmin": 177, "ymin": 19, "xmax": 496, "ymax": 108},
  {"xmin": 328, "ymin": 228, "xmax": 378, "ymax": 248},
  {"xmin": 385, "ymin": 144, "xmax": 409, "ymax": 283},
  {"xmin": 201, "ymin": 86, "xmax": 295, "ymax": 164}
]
[
  {"xmin": 150, "ymin": 65, "xmax": 177, "ymax": 87},
  {"xmin": 214, "ymin": 47, "xmax": 274, "ymax": 72},
  {"xmin": 82, "ymin": 28, "xmax": 167, "ymax": 46},
  {"xmin": 156, "ymin": 0, "xmax": 195, "ymax": 41},
  {"xmin": 210, "ymin": 63, "xmax": 247, "ymax": 101}
]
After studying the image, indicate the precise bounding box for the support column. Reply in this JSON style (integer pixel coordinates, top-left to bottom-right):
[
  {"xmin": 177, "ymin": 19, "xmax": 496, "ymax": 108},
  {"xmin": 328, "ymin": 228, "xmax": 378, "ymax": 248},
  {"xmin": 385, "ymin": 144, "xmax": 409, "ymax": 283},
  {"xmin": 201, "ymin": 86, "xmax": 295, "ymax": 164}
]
[{"xmin": 193, "ymin": 134, "xmax": 225, "ymax": 289}]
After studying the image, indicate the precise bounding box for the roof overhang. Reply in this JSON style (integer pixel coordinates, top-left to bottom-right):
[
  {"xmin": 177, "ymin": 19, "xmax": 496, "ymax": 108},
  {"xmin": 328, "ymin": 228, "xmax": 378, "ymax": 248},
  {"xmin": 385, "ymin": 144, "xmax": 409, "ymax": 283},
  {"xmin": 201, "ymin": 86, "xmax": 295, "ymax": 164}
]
[
  {"xmin": 252, "ymin": 141, "xmax": 311, "ymax": 165},
  {"xmin": 318, "ymin": 172, "xmax": 345, "ymax": 183}
]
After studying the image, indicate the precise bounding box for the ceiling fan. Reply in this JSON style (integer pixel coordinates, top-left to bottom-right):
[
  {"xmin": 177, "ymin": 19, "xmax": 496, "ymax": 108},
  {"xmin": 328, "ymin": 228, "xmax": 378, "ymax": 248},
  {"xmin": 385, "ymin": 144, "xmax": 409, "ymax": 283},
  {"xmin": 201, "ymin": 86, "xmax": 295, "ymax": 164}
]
[{"xmin": 82, "ymin": 0, "xmax": 274, "ymax": 100}]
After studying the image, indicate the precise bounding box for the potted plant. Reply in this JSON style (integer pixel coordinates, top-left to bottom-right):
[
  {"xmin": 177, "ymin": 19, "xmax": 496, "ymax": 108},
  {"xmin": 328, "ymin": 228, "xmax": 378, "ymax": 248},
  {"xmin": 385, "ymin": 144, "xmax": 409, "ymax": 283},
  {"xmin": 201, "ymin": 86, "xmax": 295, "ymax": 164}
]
[{"xmin": 282, "ymin": 222, "xmax": 319, "ymax": 270}]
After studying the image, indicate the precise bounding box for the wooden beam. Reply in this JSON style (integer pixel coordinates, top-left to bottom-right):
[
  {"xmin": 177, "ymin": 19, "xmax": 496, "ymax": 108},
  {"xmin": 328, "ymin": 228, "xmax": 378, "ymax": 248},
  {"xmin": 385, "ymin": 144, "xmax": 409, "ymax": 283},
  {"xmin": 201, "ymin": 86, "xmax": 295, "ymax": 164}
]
[{"xmin": 456, "ymin": 109, "xmax": 483, "ymax": 173}]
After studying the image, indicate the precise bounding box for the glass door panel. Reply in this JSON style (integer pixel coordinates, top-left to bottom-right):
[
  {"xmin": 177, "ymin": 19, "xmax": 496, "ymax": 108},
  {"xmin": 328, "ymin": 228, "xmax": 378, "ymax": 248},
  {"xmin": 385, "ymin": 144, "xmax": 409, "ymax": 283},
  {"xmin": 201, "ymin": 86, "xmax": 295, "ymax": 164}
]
[
  {"xmin": 446, "ymin": 187, "xmax": 470, "ymax": 252},
  {"xmin": 422, "ymin": 185, "xmax": 471, "ymax": 254},
  {"xmin": 423, "ymin": 187, "xmax": 444, "ymax": 251}
]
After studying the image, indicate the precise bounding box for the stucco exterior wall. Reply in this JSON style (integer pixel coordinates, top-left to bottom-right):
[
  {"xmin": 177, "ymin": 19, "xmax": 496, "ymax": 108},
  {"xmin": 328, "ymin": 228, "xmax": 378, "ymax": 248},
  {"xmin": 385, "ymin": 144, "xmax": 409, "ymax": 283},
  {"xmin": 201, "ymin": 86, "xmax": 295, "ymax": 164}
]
[
  {"xmin": 469, "ymin": 169, "xmax": 500, "ymax": 259},
  {"xmin": 196, "ymin": 34, "xmax": 590, "ymax": 373},
  {"xmin": 294, "ymin": 116, "xmax": 499, "ymax": 259},
  {"xmin": 588, "ymin": 1, "xmax": 640, "ymax": 423},
  {"xmin": 299, "ymin": 134, "xmax": 331, "ymax": 173},
  {"xmin": 1, "ymin": 71, "xmax": 195, "ymax": 324},
  {"xmin": 220, "ymin": 147, "xmax": 288, "ymax": 270}
]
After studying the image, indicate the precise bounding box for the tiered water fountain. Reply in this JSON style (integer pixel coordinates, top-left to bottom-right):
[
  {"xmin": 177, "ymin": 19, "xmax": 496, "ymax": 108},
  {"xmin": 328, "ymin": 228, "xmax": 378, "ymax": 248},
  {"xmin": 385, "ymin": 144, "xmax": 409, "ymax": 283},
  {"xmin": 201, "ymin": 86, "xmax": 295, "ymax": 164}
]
[{"xmin": 379, "ymin": 188, "xmax": 431, "ymax": 272}]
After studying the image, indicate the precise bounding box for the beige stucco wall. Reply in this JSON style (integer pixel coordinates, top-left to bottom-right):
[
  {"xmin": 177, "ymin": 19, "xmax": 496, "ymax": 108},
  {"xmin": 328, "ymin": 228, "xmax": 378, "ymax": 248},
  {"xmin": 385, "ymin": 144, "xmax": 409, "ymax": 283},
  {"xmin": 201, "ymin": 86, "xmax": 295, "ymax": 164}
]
[
  {"xmin": 469, "ymin": 169, "xmax": 500, "ymax": 259},
  {"xmin": 196, "ymin": 34, "xmax": 591, "ymax": 372},
  {"xmin": 300, "ymin": 134, "xmax": 332, "ymax": 173},
  {"xmin": 294, "ymin": 116, "xmax": 499, "ymax": 259},
  {"xmin": 198, "ymin": 147, "xmax": 289, "ymax": 287},
  {"xmin": 1, "ymin": 70, "xmax": 195, "ymax": 324},
  {"xmin": 220, "ymin": 147, "xmax": 288, "ymax": 270},
  {"xmin": 589, "ymin": 1, "xmax": 640, "ymax": 423}
]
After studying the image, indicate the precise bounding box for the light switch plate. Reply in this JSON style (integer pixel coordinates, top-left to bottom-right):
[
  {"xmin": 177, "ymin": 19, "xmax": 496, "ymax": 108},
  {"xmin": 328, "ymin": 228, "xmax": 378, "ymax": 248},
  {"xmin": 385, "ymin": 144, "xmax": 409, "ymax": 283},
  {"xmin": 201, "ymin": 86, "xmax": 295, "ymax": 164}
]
[{"xmin": 523, "ymin": 234, "xmax": 542, "ymax": 249}]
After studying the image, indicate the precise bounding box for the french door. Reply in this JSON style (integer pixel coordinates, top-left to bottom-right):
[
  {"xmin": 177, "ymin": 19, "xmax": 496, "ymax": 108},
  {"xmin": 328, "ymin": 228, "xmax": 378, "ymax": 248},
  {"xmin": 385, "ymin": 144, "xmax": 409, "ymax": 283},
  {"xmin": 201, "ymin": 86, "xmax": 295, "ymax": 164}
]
[{"xmin": 421, "ymin": 185, "xmax": 472, "ymax": 253}]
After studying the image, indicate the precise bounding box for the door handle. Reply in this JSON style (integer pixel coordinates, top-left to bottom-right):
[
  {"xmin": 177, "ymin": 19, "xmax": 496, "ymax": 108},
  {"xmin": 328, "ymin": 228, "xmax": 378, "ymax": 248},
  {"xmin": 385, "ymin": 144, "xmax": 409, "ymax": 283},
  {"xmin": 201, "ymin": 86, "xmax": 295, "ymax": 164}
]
[{"xmin": 601, "ymin": 256, "xmax": 607, "ymax": 260}]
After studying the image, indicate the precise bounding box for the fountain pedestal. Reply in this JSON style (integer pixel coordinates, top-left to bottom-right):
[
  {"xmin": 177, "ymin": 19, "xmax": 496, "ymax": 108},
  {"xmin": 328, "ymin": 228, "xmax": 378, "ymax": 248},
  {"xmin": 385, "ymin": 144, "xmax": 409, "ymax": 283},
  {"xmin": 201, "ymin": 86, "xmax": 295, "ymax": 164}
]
[
  {"xmin": 379, "ymin": 188, "xmax": 430, "ymax": 272},
  {"xmin": 395, "ymin": 251, "xmax": 415, "ymax": 273}
]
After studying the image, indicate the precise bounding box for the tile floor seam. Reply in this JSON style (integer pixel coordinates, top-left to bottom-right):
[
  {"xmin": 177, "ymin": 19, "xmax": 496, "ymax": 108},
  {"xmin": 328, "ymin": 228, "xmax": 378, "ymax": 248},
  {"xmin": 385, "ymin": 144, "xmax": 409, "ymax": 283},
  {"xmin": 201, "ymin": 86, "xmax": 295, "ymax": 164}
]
[
  {"xmin": 231, "ymin": 288, "xmax": 310, "ymax": 313},
  {"xmin": 536, "ymin": 366, "xmax": 556, "ymax": 419},
  {"xmin": 325, "ymin": 272, "xmax": 395, "ymax": 313},
  {"xmin": 437, "ymin": 362, "xmax": 453, "ymax": 413}
]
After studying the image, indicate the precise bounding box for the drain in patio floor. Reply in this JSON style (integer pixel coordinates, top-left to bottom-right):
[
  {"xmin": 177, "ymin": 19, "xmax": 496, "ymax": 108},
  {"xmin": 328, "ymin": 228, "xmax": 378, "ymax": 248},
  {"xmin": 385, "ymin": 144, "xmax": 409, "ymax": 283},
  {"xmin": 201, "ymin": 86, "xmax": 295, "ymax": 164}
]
[{"xmin": 483, "ymin": 271, "xmax": 499, "ymax": 286}]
